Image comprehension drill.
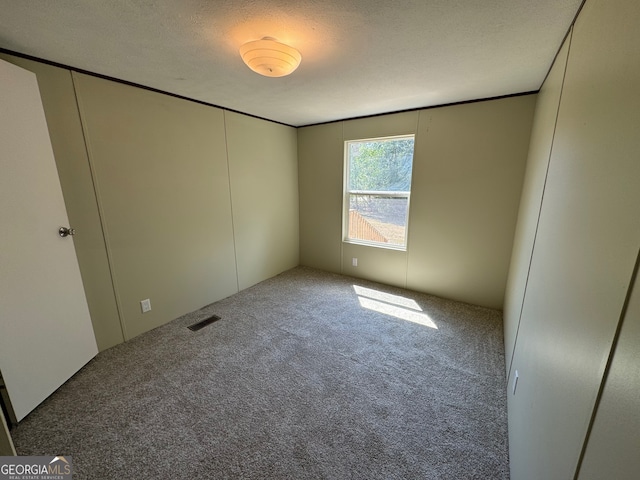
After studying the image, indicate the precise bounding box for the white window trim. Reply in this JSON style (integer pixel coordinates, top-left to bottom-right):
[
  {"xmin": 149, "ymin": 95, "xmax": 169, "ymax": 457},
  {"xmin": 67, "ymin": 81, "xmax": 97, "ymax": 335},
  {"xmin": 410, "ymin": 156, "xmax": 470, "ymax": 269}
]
[{"xmin": 342, "ymin": 135, "xmax": 415, "ymax": 251}]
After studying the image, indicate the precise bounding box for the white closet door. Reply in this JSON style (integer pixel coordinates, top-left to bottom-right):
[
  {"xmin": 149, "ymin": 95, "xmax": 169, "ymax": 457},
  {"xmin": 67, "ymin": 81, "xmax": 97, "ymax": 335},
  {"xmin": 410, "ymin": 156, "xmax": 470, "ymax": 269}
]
[{"xmin": 0, "ymin": 59, "xmax": 98, "ymax": 422}]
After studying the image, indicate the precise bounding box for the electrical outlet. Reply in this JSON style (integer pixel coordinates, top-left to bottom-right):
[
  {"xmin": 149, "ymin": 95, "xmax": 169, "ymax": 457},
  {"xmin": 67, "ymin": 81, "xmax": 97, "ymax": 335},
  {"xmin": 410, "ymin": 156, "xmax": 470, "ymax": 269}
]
[
  {"xmin": 140, "ymin": 299, "xmax": 151, "ymax": 313},
  {"xmin": 512, "ymin": 370, "xmax": 519, "ymax": 395},
  {"xmin": 352, "ymin": 257, "xmax": 358, "ymax": 267}
]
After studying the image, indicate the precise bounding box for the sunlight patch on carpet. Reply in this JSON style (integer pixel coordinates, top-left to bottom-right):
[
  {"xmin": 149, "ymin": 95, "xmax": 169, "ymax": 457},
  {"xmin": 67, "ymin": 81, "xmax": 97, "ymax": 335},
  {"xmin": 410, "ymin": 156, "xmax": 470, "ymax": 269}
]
[{"xmin": 353, "ymin": 285, "xmax": 438, "ymax": 329}]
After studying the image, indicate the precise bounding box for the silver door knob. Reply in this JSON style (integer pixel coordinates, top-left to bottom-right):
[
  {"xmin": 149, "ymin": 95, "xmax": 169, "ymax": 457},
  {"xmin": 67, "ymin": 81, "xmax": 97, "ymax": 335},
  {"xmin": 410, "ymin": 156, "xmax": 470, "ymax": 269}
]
[{"xmin": 59, "ymin": 226, "xmax": 76, "ymax": 237}]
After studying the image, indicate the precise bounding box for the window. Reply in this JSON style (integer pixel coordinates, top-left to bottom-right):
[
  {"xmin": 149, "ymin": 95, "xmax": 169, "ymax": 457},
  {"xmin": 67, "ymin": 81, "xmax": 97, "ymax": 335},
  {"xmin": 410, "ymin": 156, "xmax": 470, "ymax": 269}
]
[{"xmin": 344, "ymin": 135, "xmax": 415, "ymax": 249}]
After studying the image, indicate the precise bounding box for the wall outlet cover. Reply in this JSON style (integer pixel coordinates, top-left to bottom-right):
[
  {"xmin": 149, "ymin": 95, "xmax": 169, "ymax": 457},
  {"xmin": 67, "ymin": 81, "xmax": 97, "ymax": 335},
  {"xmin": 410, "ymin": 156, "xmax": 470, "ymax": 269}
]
[{"xmin": 140, "ymin": 299, "xmax": 151, "ymax": 313}]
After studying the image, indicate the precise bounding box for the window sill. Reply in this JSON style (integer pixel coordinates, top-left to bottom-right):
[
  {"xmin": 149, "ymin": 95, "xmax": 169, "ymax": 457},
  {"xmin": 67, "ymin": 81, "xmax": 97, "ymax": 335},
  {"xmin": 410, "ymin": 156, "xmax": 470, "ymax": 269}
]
[{"xmin": 342, "ymin": 239, "xmax": 407, "ymax": 252}]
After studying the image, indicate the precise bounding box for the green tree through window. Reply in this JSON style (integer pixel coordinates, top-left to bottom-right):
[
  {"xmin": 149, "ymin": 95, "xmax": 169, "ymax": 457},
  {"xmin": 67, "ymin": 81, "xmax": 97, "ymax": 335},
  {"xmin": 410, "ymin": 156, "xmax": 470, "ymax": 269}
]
[{"xmin": 349, "ymin": 138, "xmax": 414, "ymax": 191}]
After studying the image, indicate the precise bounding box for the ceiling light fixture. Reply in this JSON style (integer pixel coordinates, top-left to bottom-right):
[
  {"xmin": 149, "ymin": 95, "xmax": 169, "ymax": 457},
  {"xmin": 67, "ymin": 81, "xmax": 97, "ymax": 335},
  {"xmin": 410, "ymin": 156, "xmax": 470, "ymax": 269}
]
[{"xmin": 239, "ymin": 37, "xmax": 302, "ymax": 77}]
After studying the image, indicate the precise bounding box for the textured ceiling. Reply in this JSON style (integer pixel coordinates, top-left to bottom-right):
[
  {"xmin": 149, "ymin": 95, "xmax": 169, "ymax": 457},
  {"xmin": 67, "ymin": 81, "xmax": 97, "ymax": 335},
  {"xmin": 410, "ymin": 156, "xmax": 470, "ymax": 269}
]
[{"xmin": 0, "ymin": 0, "xmax": 582, "ymax": 126}]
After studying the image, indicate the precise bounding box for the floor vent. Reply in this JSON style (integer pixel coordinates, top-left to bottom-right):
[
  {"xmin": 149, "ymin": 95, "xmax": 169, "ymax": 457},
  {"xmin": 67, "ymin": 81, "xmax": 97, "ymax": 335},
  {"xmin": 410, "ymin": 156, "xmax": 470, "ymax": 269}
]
[{"xmin": 187, "ymin": 315, "xmax": 221, "ymax": 331}]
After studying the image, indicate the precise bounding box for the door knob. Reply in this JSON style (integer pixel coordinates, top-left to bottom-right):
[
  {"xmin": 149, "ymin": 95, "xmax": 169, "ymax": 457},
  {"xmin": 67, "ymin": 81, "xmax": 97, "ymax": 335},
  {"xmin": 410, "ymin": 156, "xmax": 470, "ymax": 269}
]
[{"xmin": 59, "ymin": 226, "xmax": 76, "ymax": 237}]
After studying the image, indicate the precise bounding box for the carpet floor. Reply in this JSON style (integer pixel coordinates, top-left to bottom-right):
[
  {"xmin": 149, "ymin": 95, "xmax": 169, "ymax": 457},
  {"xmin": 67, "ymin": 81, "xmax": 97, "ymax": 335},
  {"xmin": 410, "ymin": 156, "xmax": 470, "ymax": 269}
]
[{"xmin": 11, "ymin": 267, "xmax": 510, "ymax": 479}]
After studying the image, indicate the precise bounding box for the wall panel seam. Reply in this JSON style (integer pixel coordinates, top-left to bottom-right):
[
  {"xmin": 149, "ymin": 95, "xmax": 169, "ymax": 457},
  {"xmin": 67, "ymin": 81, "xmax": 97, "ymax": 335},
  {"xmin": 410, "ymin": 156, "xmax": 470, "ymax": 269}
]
[
  {"xmin": 222, "ymin": 111, "xmax": 241, "ymax": 293},
  {"xmin": 70, "ymin": 71, "xmax": 128, "ymax": 341},
  {"xmin": 340, "ymin": 121, "xmax": 345, "ymax": 275},
  {"xmin": 403, "ymin": 111, "xmax": 423, "ymax": 289},
  {"xmin": 507, "ymin": 28, "xmax": 574, "ymax": 381},
  {"xmin": 573, "ymin": 246, "xmax": 640, "ymax": 479}
]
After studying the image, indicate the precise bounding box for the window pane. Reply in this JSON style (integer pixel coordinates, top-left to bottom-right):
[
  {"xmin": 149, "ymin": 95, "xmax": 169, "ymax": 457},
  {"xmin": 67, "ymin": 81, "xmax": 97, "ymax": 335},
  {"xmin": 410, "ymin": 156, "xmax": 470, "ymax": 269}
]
[
  {"xmin": 348, "ymin": 138, "xmax": 414, "ymax": 191},
  {"xmin": 348, "ymin": 194, "xmax": 409, "ymax": 246}
]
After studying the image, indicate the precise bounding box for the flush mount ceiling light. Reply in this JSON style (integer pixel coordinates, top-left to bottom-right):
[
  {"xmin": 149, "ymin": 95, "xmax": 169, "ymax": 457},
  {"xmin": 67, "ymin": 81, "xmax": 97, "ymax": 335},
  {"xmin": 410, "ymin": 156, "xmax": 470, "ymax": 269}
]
[{"xmin": 239, "ymin": 37, "xmax": 302, "ymax": 77}]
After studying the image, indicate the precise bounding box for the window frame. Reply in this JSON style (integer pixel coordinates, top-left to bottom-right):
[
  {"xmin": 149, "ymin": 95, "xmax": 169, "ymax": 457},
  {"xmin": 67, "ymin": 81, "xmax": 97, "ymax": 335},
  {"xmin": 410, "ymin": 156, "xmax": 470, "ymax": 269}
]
[{"xmin": 342, "ymin": 134, "xmax": 415, "ymax": 251}]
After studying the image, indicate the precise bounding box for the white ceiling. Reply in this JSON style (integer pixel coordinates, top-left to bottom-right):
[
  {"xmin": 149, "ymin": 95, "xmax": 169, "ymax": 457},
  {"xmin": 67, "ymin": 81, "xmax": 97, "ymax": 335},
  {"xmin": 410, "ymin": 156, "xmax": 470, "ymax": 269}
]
[{"xmin": 0, "ymin": 0, "xmax": 582, "ymax": 127}]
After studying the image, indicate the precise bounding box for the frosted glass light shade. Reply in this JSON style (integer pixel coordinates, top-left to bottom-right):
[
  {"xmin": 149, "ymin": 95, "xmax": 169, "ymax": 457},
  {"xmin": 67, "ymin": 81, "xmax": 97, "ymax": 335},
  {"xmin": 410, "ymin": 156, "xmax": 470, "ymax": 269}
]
[{"xmin": 239, "ymin": 38, "xmax": 302, "ymax": 77}]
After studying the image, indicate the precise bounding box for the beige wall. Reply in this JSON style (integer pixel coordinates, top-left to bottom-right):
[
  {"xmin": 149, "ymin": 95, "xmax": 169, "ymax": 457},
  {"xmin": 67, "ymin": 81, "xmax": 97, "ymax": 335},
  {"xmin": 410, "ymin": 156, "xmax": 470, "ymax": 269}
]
[
  {"xmin": 298, "ymin": 98, "xmax": 535, "ymax": 308},
  {"xmin": 298, "ymin": 122, "xmax": 344, "ymax": 273},
  {"xmin": 0, "ymin": 55, "xmax": 299, "ymax": 347},
  {"xmin": 0, "ymin": 53, "xmax": 123, "ymax": 351},
  {"xmin": 406, "ymin": 97, "xmax": 535, "ymax": 308},
  {"xmin": 578, "ymin": 255, "xmax": 640, "ymax": 479},
  {"xmin": 505, "ymin": 0, "xmax": 640, "ymax": 478},
  {"xmin": 502, "ymin": 36, "xmax": 571, "ymax": 376},
  {"xmin": 225, "ymin": 111, "xmax": 299, "ymax": 291},
  {"xmin": 73, "ymin": 73, "xmax": 239, "ymax": 340}
]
